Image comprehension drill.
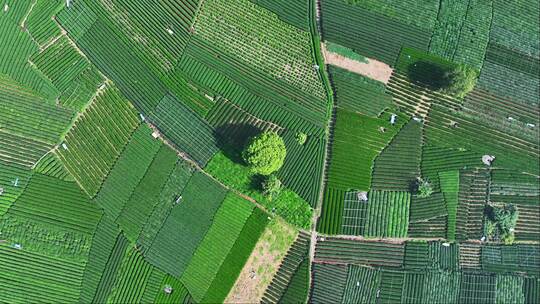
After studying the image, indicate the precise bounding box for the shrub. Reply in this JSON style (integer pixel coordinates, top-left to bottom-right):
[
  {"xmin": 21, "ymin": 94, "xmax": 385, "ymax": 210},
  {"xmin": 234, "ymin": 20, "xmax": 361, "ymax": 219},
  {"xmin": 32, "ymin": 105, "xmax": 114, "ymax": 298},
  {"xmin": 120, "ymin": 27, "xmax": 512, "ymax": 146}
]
[
  {"xmin": 242, "ymin": 131, "xmax": 286, "ymax": 175},
  {"xmin": 485, "ymin": 204, "xmax": 518, "ymax": 244},
  {"xmin": 296, "ymin": 132, "xmax": 308, "ymax": 145},
  {"xmin": 415, "ymin": 177, "xmax": 433, "ymax": 198},
  {"xmin": 262, "ymin": 175, "xmax": 282, "ymax": 201}
]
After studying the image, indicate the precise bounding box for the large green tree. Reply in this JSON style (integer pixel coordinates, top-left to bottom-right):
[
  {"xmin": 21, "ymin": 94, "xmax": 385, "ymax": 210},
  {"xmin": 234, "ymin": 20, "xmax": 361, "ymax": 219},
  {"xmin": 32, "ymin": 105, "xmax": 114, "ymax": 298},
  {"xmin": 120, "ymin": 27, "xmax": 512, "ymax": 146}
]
[
  {"xmin": 441, "ymin": 64, "xmax": 478, "ymax": 98},
  {"xmin": 242, "ymin": 131, "xmax": 286, "ymax": 175}
]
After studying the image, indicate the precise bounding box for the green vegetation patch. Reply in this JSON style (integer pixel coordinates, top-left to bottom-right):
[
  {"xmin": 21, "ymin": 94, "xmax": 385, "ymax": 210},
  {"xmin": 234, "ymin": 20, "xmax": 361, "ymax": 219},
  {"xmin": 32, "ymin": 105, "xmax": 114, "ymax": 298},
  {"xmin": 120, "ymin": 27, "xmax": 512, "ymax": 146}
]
[
  {"xmin": 250, "ymin": 0, "xmax": 309, "ymax": 31},
  {"xmin": 79, "ymin": 214, "xmax": 120, "ymax": 303},
  {"xmin": 144, "ymin": 172, "xmax": 227, "ymax": 277},
  {"xmin": 202, "ymin": 207, "xmax": 269, "ymax": 303},
  {"xmin": 181, "ymin": 193, "xmax": 255, "ymax": 301},
  {"xmin": 206, "ymin": 150, "xmax": 312, "ymax": 228},
  {"xmin": 329, "ymin": 65, "xmax": 392, "ymax": 116},
  {"xmin": 310, "ymin": 263, "xmax": 348, "ymax": 303},
  {"xmin": 371, "ymin": 119, "xmax": 422, "ymax": 191},
  {"xmin": 342, "ymin": 265, "xmax": 381, "ymax": 303},
  {"xmin": 327, "ymin": 109, "xmax": 406, "ymax": 191},
  {"xmin": 326, "ymin": 42, "xmax": 368, "ymax": 63},
  {"xmin": 317, "ymin": 187, "xmax": 345, "ymax": 235},
  {"xmin": 495, "ymin": 275, "xmax": 524, "ymax": 304},
  {"xmin": 0, "ymin": 243, "xmax": 85, "ymax": 303},
  {"xmin": 195, "ymin": 0, "xmax": 325, "ymax": 100},
  {"xmin": 364, "ymin": 190, "xmax": 411, "ymax": 238},
  {"xmin": 94, "ymin": 124, "xmax": 162, "ymax": 220},
  {"xmin": 321, "ymin": 0, "xmax": 432, "ymax": 65},
  {"xmin": 345, "ymin": 0, "xmax": 439, "ymax": 31},
  {"xmin": 154, "ymin": 274, "xmax": 191, "ymax": 304},
  {"xmin": 439, "ymin": 170, "xmax": 459, "ymax": 240},
  {"xmin": 150, "ymin": 94, "xmax": 219, "ymax": 166},
  {"xmin": 137, "ymin": 160, "xmax": 195, "ymax": 251},
  {"xmin": 55, "ymin": 86, "xmax": 140, "ymax": 197},
  {"xmin": 1, "ymin": 174, "xmax": 102, "ymax": 261},
  {"xmin": 0, "ymin": 161, "xmax": 32, "ymax": 216},
  {"xmin": 107, "ymin": 247, "xmax": 156, "ymax": 303},
  {"xmin": 0, "ymin": 17, "xmax": 57, "ymax": 98},
  {"xmin": 31, "ymin": 36, "xmax": 90, "ymax": 93},
  {"xmin": 315, "ymin": 238, "xmax": 405, "ymax": 268},
  {"xmin": 117, "ymin": 145, "xmax": 178, "ymax": 242},
  {"xmin": 279, "ymin": 257, "xmax": 310, "ymax": 303},
  {"xmin": 459, "ymin": 273, "xmax": 496, "ymax": 304}
]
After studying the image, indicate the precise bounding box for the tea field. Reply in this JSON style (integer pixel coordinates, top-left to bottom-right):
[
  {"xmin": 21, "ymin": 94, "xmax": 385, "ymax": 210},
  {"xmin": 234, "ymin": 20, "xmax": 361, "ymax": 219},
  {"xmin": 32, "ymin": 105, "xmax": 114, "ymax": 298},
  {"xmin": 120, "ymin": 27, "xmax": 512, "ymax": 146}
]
[{"xmin": 0, "ymin": 0, "xmax": 538, "ymax": 303}]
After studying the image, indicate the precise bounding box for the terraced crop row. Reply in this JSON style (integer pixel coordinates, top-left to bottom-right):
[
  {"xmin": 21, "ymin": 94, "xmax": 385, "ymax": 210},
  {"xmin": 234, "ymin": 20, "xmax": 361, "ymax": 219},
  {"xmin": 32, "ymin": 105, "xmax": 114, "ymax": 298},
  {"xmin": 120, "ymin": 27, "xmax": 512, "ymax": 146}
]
[
  {"xmin": 181, "ymin": 193, "xmax": 255, "ymax": 301},
  {"xmin": 55, "ymin": 86, "xmax": 140, "ymax": 197},
  {"xmin": 321, "ymin": 0, "xmax": 432, "ymax": 65},
  {"xmin": 143, "ymin": 172, "xmax": 227, "ymax": 277}
]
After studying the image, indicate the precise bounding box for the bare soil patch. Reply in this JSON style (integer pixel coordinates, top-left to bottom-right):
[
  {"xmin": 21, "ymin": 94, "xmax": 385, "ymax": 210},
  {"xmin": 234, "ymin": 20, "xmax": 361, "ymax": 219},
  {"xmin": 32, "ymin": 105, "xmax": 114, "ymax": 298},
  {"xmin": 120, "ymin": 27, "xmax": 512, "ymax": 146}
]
[
  {"xmin": 322, "ymin": 43, "xmax": 393, "ymax": 84},
  {"xmin": 225, "ymin": 218, "xmax": 297, "ymax": 303}
]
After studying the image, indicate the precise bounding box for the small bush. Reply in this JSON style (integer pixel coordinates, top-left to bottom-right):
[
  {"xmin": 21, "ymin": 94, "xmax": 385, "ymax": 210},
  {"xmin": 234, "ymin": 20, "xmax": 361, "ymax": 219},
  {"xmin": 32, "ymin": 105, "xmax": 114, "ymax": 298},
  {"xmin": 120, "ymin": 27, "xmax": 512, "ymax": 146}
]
[
  {"xmin": 242, "ymin": 131, "xmax": 287, "ymax": 175},
  {"xmin": 415, "ymin": 177, "xmax": 433, "ymax": 198},
  {"xmin": 262, "ymin": 175, "xmax": 282, "ymax": 201},
  {"xmin": 296, "ymin": 132, "xmax": 308, "ymax": 145}
]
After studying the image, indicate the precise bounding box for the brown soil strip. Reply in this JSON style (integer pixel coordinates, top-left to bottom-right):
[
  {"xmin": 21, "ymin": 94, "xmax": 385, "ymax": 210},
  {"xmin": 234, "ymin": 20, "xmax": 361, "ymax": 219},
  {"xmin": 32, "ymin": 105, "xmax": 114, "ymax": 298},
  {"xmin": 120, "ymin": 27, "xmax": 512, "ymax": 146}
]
[
  {"xmin": 225, "ymin": 218, "xmax": 298, "ymax": 303},
  {"xmin": 322, "ymin": 43, "xmax": 393, "ymax": 84}
]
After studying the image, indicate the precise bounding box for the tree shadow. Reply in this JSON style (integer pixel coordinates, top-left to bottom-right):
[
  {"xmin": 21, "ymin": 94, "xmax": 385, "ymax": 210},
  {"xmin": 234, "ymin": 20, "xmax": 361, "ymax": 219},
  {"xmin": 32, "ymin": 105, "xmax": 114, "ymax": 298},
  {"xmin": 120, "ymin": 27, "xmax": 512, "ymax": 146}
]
[
  {"xmin": 250, "ymin": 174, "xmax": 265, "ymax": 192},
  {"xmin": 408, "ymin": 178, "xmax": 419, "ymax": 194},
  {"xmin": 213, "ymin": 123, "xmax": 262, "ymax": 163},
  {"xmin": 407, "ymin": 61, "xmax": 450, "ymax": 90}
]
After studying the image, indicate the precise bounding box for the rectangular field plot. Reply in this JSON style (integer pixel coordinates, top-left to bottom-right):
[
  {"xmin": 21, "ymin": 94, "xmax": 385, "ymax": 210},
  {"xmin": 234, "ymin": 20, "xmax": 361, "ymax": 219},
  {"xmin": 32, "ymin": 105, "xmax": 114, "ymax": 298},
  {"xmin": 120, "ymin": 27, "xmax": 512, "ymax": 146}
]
[
  {"xmin": 94, "ymin": 125, "xmax": 163, "ymax": 220},
  {"xmin": 364, "ymin": 190, "xmax": 410, "ymax": 238},
  {"xmin": 116, "ymin": 144, "xmax": 178, "ymax": 242},
  {"xmin": 30, "ymin": 36, "xmax": 90, "ymax": 93},
  {"xmin": 315, "ymin": 238, "xmax": 404, "ymax": 267},
  {"xmin": 317, "ymin": 187, "xmax": 345, "ymax": 235},
  {"xmin": 0, "ymin": 161, "xmax": 32, "ymax": 216},
  {"xmin": 341, "ymin": 191, "xmax": 368, "ymax": 236},
  {"xmin": 327, "ymin": 109, "xmax": 406, "ymax": 191},
  {"xmin": 371, "ymin": 119, "xmax": 422, "ymax": 191},
  {"xmin": 181, "ymin": 193, "xmax": 255, "ymax": 301},
  {"xmin": 195, "ymin": 0, "xmax": 325, "ymax": 101},
  {"xmin": 456, "ymin": 169, "xmax": 489, "ymax": 241},
  {"xmin": 202, "ymin": 207, "xmax": 269, "ymax": 303},
  {"xmin": 310, "ymin": 263, "xmax": 348, "ymax": 303},
  {"xmin": 0, "ymin": 73, "xmax": 73, "ymax": 141},
  {"xmin": 495, "ymin": 275, "xmax": 525, "ymax": 304},
  {"xmin": 329, "ymin": 65, "xmax": 392, "ymax": 117},
  {"xmin": 458, "ymin": 273, "xmax": 496, "ymax": 304},
  {"xmin": 79, "ymin": 214, "xmax": 120, "ymax": 303},
  {"xmin": 423, "ymin": 271, "xmax": 461, "ymax": 303},
  {"xmin": 143, "ymin": 172, "xmax": 227, "ymax": 277},
  {"xmin": 321, "ymin": 0, "xmax": 432, "ymax": 65},
  {"xmin": 481, "ymin": 244, "xmax": 540, "ymax": 275},
  {"xmin": 55, "ymin": 86, "xmax": 140, "ymax": 197},
  {"xmin": 0, "ymin": 244, "xmax": 85, "ymax": 303},
  {"xmin": 342, "ymin": 265, "xmax": 381, "ymax": 304},
  {"xmin": 277, "ymin": 130, "xmax": 326, "ymax": 206},
  {"xmin": 150, "ymin": 94, "xmax": 218, "ymax": 166}
]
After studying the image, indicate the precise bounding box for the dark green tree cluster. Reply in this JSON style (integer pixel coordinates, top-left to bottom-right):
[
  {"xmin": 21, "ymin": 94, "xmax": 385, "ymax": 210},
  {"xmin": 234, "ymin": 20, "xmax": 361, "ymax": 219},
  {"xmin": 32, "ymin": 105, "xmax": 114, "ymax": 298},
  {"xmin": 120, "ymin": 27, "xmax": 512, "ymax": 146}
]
[
  {"xmin": 441, "ymin": 64, "xmax": 479, "ymax": 98},
  {"xmin": 485, "ymin": 204, "xmax": 519, "ymax": 244}
]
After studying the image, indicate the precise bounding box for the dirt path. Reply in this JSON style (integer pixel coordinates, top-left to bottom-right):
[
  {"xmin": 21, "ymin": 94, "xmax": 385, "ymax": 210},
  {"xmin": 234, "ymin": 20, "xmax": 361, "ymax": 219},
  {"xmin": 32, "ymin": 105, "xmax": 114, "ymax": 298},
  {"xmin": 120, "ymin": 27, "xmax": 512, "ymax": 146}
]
[{"xmin": 321, "ymin": 43, "xmax": 393, "ymax": 84}]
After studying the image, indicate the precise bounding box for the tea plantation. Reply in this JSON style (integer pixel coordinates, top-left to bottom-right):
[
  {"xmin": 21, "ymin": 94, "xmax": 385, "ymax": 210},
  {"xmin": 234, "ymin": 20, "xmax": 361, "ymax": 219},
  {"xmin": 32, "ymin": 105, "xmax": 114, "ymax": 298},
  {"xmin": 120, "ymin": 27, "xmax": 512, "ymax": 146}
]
[{"xmin": 0, "ymin": 0, "xmax": 538, "ymax": 303}]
